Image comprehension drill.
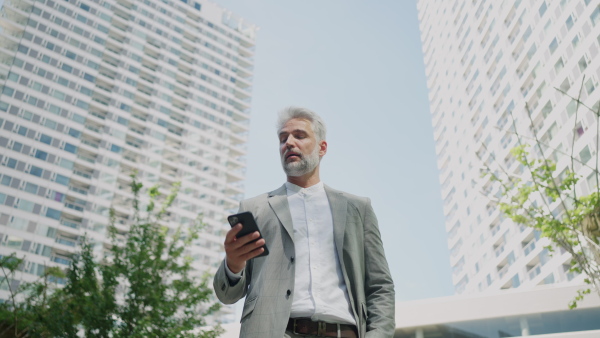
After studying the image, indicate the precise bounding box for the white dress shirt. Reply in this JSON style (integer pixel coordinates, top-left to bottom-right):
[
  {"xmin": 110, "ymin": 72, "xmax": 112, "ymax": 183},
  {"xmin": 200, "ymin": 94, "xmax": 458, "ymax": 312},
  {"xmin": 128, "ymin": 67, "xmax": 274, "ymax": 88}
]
[
  {"xmin": 285, "ymin": 181, "xmax": 355, "ymax": 325},
  {"xmin": 225, "ymin": 181, "xmax": 356, "ymax": 325}
]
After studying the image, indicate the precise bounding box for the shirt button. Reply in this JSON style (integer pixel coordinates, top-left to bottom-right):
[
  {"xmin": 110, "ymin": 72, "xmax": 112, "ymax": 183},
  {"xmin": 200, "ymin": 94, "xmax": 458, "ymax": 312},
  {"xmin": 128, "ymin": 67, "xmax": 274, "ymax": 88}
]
[
  {"xmin": 286, "ymin": 289, "xmax": 291, "ymax": 297},
  {"xmin": 290, "ymin": 256, "xmax": 295, "ymax": 263}
]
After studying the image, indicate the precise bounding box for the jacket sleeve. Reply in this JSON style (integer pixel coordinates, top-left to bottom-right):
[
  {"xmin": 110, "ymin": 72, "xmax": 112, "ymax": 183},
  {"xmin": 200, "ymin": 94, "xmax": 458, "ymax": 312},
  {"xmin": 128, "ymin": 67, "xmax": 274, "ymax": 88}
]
[
  {"xmin": 363, "ymin": 199, "xmax": 395, "ymax": 337},
  {"xmin": 213, "ymin": 202, "xmax": 252, "ymax": 305}
]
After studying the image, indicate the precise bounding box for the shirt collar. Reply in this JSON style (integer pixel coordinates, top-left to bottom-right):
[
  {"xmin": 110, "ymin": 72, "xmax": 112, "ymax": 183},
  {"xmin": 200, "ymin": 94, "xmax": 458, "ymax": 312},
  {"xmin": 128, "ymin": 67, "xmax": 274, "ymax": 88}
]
[{"xmin": 285, "ymin": 181, "xmax": 324, "ymax": 196}]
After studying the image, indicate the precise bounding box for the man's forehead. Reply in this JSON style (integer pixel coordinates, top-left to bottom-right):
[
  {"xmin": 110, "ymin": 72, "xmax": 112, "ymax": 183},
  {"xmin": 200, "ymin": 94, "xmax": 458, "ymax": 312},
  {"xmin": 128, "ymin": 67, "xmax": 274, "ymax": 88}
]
[{"xmin": 279, "ymin": 118, "xmax": 312, "ymax": 133}]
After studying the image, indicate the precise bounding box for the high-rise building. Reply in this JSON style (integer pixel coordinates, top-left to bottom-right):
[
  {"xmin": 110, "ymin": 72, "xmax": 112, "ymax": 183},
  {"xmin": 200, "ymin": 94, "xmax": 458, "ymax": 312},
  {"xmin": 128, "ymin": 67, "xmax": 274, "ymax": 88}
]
[
  {"xmin": 0, "ymin": 0, "xmax": 256, "ymax": 322},
  {"xmin": 418, "ymin": 0, "xmax": 600, "ymax": 295}
]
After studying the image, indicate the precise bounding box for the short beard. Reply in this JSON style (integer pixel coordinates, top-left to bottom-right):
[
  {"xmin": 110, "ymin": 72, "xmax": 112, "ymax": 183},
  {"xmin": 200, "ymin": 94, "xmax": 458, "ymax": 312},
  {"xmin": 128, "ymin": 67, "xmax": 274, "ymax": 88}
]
[{"xmin": 281, "ymin": 144, "xmax": 320, "ymax": 177}]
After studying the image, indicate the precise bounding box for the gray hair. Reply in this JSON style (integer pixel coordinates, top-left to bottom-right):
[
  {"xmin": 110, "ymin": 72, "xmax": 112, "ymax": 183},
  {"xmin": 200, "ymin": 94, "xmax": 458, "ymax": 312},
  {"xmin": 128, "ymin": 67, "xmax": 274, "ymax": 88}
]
[{"xmin": 277, "ymin": 106, "xmax": 327, "ymax": 141}]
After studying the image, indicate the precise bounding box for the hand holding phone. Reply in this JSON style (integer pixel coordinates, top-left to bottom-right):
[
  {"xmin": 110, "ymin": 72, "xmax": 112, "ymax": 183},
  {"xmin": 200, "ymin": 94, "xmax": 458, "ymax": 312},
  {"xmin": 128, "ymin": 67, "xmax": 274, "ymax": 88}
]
[{"xmin": 224, "ymin": 212, "xmax": 269, "ymax": 273}]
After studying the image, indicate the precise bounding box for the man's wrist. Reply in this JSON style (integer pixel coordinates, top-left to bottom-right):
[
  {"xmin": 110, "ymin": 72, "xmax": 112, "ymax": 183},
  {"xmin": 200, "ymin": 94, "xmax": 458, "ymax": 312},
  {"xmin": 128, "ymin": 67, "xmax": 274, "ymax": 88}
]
[{"xmin": 224, "ymin": 260, "xmax": 244, "ymax": 284}]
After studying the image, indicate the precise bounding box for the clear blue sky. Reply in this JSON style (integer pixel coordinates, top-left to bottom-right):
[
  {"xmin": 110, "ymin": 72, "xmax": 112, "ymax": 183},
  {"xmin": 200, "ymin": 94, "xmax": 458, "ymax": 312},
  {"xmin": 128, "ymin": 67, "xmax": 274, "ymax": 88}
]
[{"xmin": 213, "ymin": 0, "xmax": 454, "ymax": 301}]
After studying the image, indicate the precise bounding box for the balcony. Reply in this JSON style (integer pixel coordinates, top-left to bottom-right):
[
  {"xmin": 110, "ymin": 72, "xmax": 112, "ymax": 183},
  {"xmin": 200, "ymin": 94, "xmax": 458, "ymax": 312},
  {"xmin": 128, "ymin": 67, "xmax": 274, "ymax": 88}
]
[
  {"xmin": 498, "ymin": 264, "xmax": 509, "ymax": 279},
  {"xmin": 528, "ymin": 263, "xmax": 542, "ymax": 280},
  {"xmin": 494, "ymin": 244, "xmax": 505, "ymax": 257},
  {"xmin": 523, "ymin": 240, "xmax": 536, "ymax": 256}
]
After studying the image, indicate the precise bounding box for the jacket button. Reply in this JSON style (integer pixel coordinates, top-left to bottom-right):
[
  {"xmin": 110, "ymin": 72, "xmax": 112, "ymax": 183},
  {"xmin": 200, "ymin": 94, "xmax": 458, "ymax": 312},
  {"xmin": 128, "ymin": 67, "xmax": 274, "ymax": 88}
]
[
  {"xmin": 286, "ymin": 289, "xmax": 291, "ymax": 297},
  {"xmin": 290, "ymin": 256, "xmax": 294, "ymax": 263}
]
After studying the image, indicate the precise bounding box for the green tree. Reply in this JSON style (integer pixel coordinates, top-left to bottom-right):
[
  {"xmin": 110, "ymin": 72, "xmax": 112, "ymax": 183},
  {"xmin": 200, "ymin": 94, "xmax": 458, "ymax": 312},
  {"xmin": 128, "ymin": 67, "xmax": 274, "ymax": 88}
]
[
  {"xmin": 482, "ymin": 83, "xmax": 600, "ymax": 308},
  {"xmin": 0, "ymin": 254, "xmax": 66, "ymax": 337},
  {"xmin": 0, "ymin": 175, "xmax": 222, "ymax": 336}
]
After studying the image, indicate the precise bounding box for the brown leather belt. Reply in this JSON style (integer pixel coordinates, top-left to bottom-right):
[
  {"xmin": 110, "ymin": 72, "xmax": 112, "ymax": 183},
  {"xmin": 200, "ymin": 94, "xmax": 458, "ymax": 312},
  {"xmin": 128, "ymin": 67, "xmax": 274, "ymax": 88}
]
[{"xmin": 287, "ymin": 318, "xmax": 357, "ymax": 338}]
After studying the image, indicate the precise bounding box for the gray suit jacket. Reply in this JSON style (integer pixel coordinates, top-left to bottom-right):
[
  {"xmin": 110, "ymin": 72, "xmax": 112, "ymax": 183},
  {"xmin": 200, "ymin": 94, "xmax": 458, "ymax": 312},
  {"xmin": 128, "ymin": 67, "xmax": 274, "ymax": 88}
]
[{"xmin": 213, "ymin": 184, "xmax": 395, "ymax": 338}]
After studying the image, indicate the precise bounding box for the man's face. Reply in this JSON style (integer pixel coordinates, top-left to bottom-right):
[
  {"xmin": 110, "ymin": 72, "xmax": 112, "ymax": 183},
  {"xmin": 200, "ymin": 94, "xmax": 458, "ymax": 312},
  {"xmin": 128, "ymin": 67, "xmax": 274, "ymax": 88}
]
[{"xmin": 278, "ymin": 118, "xmax": 325, "ymax": 177}]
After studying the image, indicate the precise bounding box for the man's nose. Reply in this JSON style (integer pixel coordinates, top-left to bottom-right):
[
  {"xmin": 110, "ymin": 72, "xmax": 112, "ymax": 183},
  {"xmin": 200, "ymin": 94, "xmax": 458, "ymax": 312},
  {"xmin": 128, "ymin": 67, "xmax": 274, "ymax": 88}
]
[{"xmin": 285, "ymin": 136, "xmax": 296, "ymax": 147}]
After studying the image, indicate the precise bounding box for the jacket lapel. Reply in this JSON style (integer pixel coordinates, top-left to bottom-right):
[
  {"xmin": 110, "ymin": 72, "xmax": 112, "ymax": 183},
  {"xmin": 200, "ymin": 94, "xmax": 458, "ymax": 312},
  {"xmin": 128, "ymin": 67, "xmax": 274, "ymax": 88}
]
[
  {"xmin": 267, "ymin": 184, "xmax": 294, "ymax": 242},
  {"xmin": 325, "ymin": 185, "xmax": 347, "ymax": 261}
]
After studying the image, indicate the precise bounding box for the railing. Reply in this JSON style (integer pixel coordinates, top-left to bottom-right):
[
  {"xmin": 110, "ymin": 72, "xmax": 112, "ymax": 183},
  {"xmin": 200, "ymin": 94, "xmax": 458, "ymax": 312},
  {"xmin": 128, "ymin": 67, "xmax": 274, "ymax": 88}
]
[
  {"xmin": 56, "ymin": 237, "xmax": 77, "ymax": 247},
  {"xmin": 65, "ymin": 203, "xmax": 84, "ymax": 212},
  {"xmin": 81, "ymin": 139, "xmax": 99, "ymax": 149},
  {"xmin": 60, "ymin": 219, "xmax": 81, "ymax": 229},
  {"xmin": 76, "ymin": 154, "xmax": 95, "ymax": 164},
  {"xmin": 51, "ymin": 256, "xmax": 71, "ymax": 266},
  {"xmin": 73, "ymin": 170, "xmax": 92, "ymax": 179},
  {"xmin": 89, "ymin": 111, "xmax": 106, "ymax": 120},
  {"xmin": 68, "ymin": 186, "xmax": 88, "ymax": 195}
]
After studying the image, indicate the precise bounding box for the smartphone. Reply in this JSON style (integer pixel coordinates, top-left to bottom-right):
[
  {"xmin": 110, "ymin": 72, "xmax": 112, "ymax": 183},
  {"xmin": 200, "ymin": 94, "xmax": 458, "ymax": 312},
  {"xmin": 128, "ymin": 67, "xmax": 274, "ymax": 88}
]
[{"xmin": 227, "ymin": 211, "xmax": 269, "ymax": 257}]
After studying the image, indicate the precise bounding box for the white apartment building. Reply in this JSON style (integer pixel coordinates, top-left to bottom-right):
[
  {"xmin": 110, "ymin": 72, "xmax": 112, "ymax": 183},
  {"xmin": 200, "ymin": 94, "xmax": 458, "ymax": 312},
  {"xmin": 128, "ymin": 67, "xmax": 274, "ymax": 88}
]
[
  {"xmin": 0, "ymin": 0, "xmax": 256, "ymax": 322},
  {"xmin": 418, "ymin": 0, "xmax": 600, "ymax": 295}
]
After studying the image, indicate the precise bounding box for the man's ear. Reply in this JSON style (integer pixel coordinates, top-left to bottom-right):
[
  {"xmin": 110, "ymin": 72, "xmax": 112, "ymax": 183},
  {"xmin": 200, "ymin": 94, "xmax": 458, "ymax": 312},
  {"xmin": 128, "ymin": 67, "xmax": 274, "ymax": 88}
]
[{"xmin": 319, "ymin": 140, "xmax": 328, "ymax": 157}]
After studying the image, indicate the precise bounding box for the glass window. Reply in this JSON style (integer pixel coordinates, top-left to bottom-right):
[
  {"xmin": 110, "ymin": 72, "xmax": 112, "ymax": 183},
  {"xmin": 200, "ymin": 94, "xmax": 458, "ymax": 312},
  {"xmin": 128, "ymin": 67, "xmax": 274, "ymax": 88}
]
[
  {"xmin": 75, "ymin": 99, "xmax": 87, "ymax": 109},
  {"xmin": 68, "ymin": 128, "xmax": 81, "ymax": 138},
  {"xmin": 580, "ymin": 146, "xmax": 592, "ymax": 163},
  {"xmin": 40, "ymin": 134, "xmax": 52, "ymax": 144},
  {"xmin": 566, "ymin": 15, "xmax": 574, "ymax": 30},
  {"xmin": 83, "ymin": 73, "xmax": 95, "ymax": 82},
  {"xmin": 6, "ymin": 236, "xmax": 23, "ymax": 250},
  {"xmin": 30, "ymin": 166, "xmax": 43, "ymax": 177},
  {"xmin": 79, "ymin": 86, "xmax": 93, "ymax": 96},
  {"xmin": 46, "ymin": 208, "xmax": 61, "ymax": 220},
  {"xmin": 61, "ymin": 64, "xmax": 73, "ymax": 73},
  {"xmin": 7, "ymin": 158, "xmax": 17, "ymax": 169},
  {"xmin": 117, "ymin": 116, "xmax": 129, "ymax": 126},
  {"xmin": 578, "ymin": 56, "xmax": 588, "ymax": 71},
  {"xmin": 585, "ymin": 78, "xmax": 596, "ymax": 94},
  {"xmin": 591, "ymin": 6, "xmax": 600, "ymax": 26},
  {"xmin": 52, "ymin": 191, "xmax": 64, "ymax": 202},
  {"xmin": 24, "ymin": 182, "xmax": 38, "ymax": 194},
  {"xmin": 572, "ymin": 35, "xmax": 580, "ymax": 48},
  {"xmin": 63, "ymin": 143, "xmax": 77, "ymax": 153},
  {"xmin": 44, "ymin": 119, "xmax": 57, "ymax": 130},
  {"xmin": 110, "ymin": 144, "xmax": 122, "ymax": 153},
  {"xmin": 1, "ymin": 175, "xmax": 11, "ymax": 186},
  {"xmin": 17, "ymin": 199, "xmax": 34, "ymax": 212},
  {"xmin": 52, "ymin": 90, "xmax": 65, "ymax": 100},
  {"xmin": 48, "ymin": 104, "xmax": 60, "ymax": 114},
  {"xmin": 71, "ymin": 114, "xmax": 86, "ymax": 124},
  {"xmin": 2, "ymin": 86, "xmax": 15, "ymax": 96},
  {"xmin": 55, "ymin": 174, "xmax": 69, "ymax": 186},
  {"xmin": 12, "ymin": 142, "xmax": 22, "ymax": 152},
  {"xmin": 549, "ymin": 38, "xmax": 558, "ymax": 54},
  {"xmin": 35, "ymin": 150, "xmax": 48, "ymax": 160},
  {"xmin": 59, "ymin": 158, "xmax": 74, "ymax": 170},
  {"xmin": 7, "ymin": 72, "xmax": 18, "ymax": 82}
]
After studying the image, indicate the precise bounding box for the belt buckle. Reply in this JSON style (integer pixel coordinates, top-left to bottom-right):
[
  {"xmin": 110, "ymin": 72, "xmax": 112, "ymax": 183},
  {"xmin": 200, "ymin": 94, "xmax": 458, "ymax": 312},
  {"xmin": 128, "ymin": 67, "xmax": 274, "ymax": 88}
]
[
  {"xmin": 292, "ymin": 318, "xmax": 299, "ymax": 335},
  {"xmin": 317, "ymin": 321, "xmax": 326, "ymax": 336}
]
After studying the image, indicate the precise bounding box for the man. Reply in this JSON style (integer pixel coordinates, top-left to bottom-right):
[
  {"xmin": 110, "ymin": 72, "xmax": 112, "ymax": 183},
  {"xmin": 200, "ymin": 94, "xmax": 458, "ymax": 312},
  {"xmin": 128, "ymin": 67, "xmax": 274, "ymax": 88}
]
[{"xmin": 214, "ymin": 107, "xmax": 395, "ymax": 338}]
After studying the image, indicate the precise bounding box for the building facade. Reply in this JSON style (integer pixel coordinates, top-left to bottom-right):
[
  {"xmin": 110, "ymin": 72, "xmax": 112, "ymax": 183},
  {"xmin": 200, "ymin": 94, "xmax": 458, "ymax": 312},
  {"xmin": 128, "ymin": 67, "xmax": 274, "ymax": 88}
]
[
  {"xmin": 417, "ymin": 0, "xmax": 600, "ymax": 294},
  {"xmin": 394, "ymin": 284, "xmax": 600, "ymax": 338},
  {"xmin": 0, "ymin": 0, "xmax": 256, "ymax": 322}
]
